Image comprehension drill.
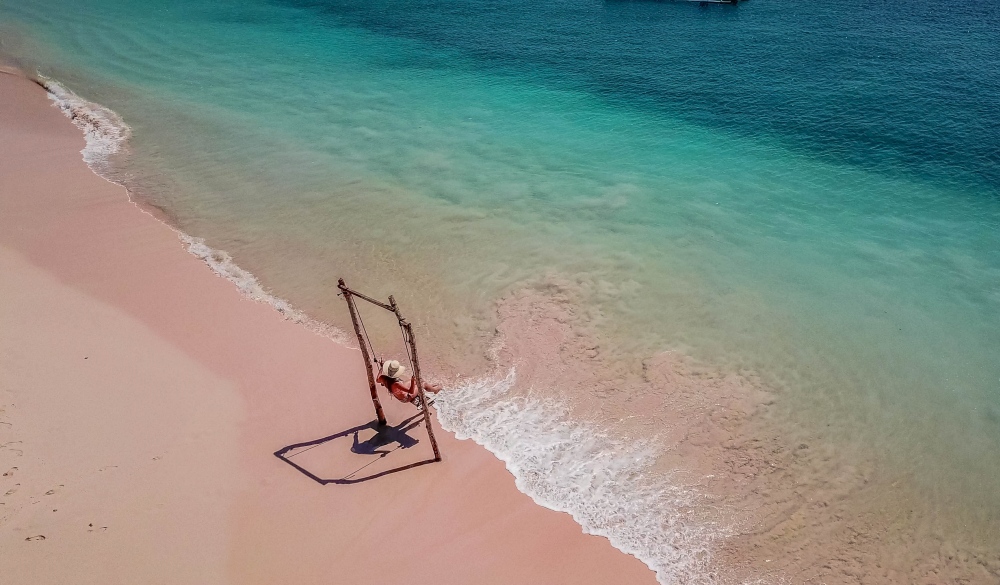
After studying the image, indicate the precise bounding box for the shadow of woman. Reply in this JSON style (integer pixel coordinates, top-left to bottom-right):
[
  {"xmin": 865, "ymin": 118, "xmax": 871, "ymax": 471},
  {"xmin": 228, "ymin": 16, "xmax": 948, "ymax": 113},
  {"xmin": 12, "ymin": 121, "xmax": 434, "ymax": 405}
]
[
  {"xmin": 351, "ymin": 417, "xmax": 421, "ymax": 456},
  {"xmin": 275, "ymin": 412, "xmax": 433, "ymax": 485}
]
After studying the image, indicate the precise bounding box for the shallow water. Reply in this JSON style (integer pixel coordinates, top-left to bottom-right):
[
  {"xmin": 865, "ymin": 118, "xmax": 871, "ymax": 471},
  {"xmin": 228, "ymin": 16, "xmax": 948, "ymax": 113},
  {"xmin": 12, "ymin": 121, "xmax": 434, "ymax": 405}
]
[{"xmin": 2, "ymin": 0, "xmax": 999, "ymax": 580}]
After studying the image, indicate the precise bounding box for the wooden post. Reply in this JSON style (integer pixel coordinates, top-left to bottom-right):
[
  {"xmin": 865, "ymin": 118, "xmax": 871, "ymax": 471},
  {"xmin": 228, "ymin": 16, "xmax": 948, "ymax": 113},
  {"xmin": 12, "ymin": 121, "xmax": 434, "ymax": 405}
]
[
  {"xmin": 339, "ymin": 278, "xmax": 387, "ymax": 426},
  {"xmin": 390, "ymin": 295, "xmax": 442, "ymax": 462}
]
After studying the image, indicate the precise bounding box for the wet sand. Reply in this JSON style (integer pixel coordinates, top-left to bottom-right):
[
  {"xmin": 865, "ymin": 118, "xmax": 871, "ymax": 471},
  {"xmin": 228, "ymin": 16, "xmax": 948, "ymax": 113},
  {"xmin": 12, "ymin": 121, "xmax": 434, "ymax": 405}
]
[
  {"xmin": 487, "ymin": 280, "xmax": 1000, "ymax": 583},
  {"xmin": 0, "ymin": 69, "xmax": 658, "ymax": 585}
]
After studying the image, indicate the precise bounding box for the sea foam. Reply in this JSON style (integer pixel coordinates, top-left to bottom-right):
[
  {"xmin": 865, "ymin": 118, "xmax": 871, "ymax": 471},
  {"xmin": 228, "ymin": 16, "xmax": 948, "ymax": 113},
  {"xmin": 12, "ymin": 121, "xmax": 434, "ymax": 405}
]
[
  {"xmin": 43, "ymin": 75, "xmax": 729, "ymax": 583},
  {"xmin": 43, "ymin": 77, "xmax": 129, "ymax": 170},
  {"xmin": 178, "ymin": 233, "xmax": 347, "ymax": 341},
  {"xmin": 43, "ymin": 78, "xmax": 348, "ymax": 343},
  {"xmin": 434, "ymin": 370, "xmax": 729, "ymax": 584}
]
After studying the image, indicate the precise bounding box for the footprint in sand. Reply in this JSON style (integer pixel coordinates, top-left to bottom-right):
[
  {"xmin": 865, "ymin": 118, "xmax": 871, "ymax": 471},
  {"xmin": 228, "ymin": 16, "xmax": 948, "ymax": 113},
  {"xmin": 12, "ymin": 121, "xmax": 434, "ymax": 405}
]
[
  {"xmin": 1, "ymin": 440, "xmax": 23, "ymax": 457},
  {"xmin": 2, "ymin": 466, "xmax": 16, "ymax": 477},
  {"xmin": 25, "ymin": 535, "xmax": 45, "ymax": 541},
  {"xmin": 44, "ymin": 485, "xmax": 63, "ymax": 496},
  {"xmin": 4, "ymin": 483, "xmax": 18, "ymax": 496}
]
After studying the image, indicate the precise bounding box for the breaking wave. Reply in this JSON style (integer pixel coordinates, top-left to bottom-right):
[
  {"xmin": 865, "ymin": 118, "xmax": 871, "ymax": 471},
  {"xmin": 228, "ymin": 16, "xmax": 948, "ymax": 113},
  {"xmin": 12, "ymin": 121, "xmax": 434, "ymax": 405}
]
[
  {"xmin": 42, "ymin": 77, "xmax": 129, "ymax": 171},
  {"xmin": 178, "ymin": 234, "xmax": 348, "ymax": 341},
  {"xmin": 42, "ymin": 74, "xmax": 731, "ymax": 583},
  {"xmin": 433, "ymin": 370, "xmax": 731, "ymax": 584},
  {"xmin": 42, "ymin": 77, "xmax": 348, "ymax": 343}
]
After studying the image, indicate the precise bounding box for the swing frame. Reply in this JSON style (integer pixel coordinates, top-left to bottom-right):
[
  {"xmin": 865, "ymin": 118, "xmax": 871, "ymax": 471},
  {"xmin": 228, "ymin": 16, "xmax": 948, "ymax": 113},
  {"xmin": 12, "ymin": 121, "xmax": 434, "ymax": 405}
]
[{"xmin": 337, "ymin": 278, "xmax": 442, "ymax": 462}]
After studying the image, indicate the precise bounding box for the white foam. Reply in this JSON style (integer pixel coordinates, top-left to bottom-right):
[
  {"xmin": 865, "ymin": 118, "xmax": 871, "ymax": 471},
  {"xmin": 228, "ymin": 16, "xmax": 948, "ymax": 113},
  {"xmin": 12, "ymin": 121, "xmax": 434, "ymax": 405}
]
[
  {"xmin": 179, "ymin": 234, "xmax": 347, "ymax": 342},
  {"xmin": 42, "ymin": 76, "xmax": 736, "ymax": 582},
  {"xmin": 43, "ymin": 78, "xmax": 130, "ymax": 171},
  {"xmin": 434, "ymin": 370, "xmax": 732, "ymax": 584},
  {"xmin": 42, "ymin": 78, "xmax": 349, "ymax": 344}
]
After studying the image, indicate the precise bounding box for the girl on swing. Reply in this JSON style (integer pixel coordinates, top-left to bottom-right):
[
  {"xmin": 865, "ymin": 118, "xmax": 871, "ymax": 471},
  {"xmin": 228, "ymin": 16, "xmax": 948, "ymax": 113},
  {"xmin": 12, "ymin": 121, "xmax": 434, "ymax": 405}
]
[{"xmin": 376, "ymin": 359, "xmax": 442, "ymax": 405}]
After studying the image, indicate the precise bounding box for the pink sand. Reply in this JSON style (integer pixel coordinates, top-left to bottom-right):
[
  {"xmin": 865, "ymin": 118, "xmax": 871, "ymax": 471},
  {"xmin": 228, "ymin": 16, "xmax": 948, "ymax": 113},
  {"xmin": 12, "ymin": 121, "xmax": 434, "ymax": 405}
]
[{"xmin": 0, "ymin": 70, "xmax": 658, "ymax": 585}]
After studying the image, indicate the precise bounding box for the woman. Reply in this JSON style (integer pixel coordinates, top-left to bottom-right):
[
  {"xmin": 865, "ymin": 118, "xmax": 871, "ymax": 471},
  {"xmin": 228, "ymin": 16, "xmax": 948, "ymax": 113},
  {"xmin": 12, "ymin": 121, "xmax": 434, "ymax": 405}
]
[{"xmin": 376, "ymin": 359, "xmax": 442, "ymax": 405}]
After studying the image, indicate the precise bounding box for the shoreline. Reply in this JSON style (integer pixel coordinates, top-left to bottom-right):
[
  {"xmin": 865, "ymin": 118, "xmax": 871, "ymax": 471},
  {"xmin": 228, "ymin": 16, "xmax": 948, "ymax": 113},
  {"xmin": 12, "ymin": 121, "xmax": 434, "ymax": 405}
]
[
  {"xmin": 0, "ymin": 69, "xmax": 660, "ymax": 584},
  {"xmin": 13, "ymin": 69, "xmax": 734, "ymax": 582},
  {"xmin": 5, "ymin": 60, "xmax": 999, "ymax": 583}
]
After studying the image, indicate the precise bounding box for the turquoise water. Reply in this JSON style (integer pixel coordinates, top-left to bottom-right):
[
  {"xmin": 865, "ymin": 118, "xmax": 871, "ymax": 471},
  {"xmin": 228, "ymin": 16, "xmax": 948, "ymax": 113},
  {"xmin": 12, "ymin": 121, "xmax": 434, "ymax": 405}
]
[{"xmin": 2, "ymin": 0, "xmax": 999, "ymax": 578}]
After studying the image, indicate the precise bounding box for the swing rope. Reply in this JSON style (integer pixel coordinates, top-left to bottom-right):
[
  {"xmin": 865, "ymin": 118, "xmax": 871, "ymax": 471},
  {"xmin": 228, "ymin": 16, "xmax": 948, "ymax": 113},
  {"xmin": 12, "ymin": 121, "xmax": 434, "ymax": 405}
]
[
  {"xmin": 353, "ymin": 296, "xmax": 414, "ymax": 378},
  {"xmin": 346, "ymin": 286, "xmax": 427, "ymax": 411},
  {"xmin": 356, "ymin": 302, "xmax": 380, "ymax": 367},
  {"xmin": 398, "ymin": 321, "xmax": 416, "ymax": 373}
]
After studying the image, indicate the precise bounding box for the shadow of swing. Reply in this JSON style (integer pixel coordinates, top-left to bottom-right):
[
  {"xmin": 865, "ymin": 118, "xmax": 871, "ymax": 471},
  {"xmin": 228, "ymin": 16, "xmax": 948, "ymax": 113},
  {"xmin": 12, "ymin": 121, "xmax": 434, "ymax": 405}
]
[{"xmin": 274, "ymin": 412, "xmax": 436, "ymax": 485}]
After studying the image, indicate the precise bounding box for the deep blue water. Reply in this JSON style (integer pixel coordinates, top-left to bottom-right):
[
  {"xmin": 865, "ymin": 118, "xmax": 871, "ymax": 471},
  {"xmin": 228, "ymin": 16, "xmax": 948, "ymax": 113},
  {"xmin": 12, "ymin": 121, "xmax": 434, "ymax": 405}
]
[{"xmin": 283, "ymin": 0, "xmax": 1000, "ymax": 191}]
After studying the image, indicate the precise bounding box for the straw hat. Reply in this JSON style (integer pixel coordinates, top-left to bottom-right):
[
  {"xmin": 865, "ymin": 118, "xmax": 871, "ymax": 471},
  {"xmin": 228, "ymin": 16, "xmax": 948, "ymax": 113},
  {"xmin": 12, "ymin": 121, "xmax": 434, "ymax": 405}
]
[{"xmin": 382, "ymin": 359, "xmax": 406, "ymax": 380}]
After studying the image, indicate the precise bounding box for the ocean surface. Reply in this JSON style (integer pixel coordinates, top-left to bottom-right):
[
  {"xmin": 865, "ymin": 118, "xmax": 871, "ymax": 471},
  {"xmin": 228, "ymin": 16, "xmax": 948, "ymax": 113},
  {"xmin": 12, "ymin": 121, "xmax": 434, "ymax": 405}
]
[{"xmin": 2, "ymin": 0, "xmax": 999, "ymax": 581}]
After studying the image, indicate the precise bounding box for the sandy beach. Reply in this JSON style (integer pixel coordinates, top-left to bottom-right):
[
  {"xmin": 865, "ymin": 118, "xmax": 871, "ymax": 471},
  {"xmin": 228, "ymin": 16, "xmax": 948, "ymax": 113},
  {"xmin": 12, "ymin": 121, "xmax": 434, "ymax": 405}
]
[{"xmin": 0, "ymin": 70, "xmax": 658, "ymax": 584}]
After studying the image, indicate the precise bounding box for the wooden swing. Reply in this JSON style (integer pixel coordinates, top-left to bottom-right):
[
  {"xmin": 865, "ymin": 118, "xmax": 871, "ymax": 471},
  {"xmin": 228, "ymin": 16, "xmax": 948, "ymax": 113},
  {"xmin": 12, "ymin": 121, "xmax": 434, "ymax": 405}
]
[{"xmin": 337, "ymin": 278, "xmax": 442, "ymax": 462}]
